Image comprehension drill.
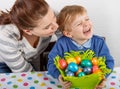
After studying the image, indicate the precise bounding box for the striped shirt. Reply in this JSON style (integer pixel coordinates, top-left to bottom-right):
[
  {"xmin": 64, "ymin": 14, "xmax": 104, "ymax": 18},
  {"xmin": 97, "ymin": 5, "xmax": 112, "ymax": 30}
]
[{"xmin": 0, "ymin": 24, "xmax": 51, "ymax": 72}]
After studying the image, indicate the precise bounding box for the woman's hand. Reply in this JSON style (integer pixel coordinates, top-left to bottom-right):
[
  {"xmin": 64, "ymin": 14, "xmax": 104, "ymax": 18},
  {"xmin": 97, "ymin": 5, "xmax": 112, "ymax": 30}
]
[
  {"xmin": 58, "ymin": 75, "xmax": 72, "ymax": 89},
  {"xmin": 94, "ymin": 78, "xmax": 106, "ymax": 89}
]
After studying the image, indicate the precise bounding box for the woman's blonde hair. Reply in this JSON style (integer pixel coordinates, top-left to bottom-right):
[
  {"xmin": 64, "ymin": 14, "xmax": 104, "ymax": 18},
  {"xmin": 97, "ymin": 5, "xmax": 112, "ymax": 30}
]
[{"xmin": 57, "ymin": 5, "xmax": 87, "ymax": 32}]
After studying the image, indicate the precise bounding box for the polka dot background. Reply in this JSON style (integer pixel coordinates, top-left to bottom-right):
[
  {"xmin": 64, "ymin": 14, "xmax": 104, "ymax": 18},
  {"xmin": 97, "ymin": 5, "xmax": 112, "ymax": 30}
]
[
  {"xmin": 0, "ymin": 67, "xmax": 120, "ymax": 89},
  {"xmin": 103, "ymin": 67, "xmax": 120, "ymax": 89},
  {"xmin": 0, "ymin": 71, "xmax": 63, "ymax": 89}
]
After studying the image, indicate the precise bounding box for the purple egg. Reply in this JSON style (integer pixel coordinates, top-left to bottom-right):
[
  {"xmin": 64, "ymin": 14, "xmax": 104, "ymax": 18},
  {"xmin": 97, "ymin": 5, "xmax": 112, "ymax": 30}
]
[
  {"xmin": 83, "ymin": 67, "xmax": 92, "ymax": 75},
  {"xmin": 66, "ymin": 71, "xmax": 74, "ymax": 76}
]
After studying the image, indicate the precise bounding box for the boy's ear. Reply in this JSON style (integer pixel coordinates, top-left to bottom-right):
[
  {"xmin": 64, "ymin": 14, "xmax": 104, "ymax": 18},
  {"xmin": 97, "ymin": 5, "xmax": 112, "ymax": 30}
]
[
  {"xmin": 63, "ymin": 31, "xmax": 72, "ymax": 38},
  {"xmin": 23, "ymin": 29, "xmax": 32, "ymax": 35}
]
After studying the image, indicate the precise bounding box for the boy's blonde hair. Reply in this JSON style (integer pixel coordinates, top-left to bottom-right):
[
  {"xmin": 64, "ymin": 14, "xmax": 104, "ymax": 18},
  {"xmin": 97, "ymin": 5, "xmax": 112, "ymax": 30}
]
[{"xmin": 57, "ymin": 5, "xmax": 87, "ymax": 32}]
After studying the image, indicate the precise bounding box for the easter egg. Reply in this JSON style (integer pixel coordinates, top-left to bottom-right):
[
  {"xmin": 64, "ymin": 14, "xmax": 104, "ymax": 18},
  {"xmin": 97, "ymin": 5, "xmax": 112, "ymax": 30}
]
[
  {"xmin": 78, "ymin": 72, "xmax": 85, "ymax": 77},
  {"xmin": 83, "ymin": 67, "xmax": 92, "ymax": 75},
  {"xmin": 80, "ymin": 59, "xmax": 92, "ymax": 68},
  {"xmin": 68, "ymin": 62, "xmax": 78, "ymax": 72},
  {"xmin": 91, "ymin": 57, "xmax": 98, "ymax": 66},
  {"xmin": 92, "ymin": 65, "xmax": 99, "ymax": 73},
  {"xmin": 59, "ymin": 59, "xmax": 68, "ymax": 70},
  {"xmin": 75, "ymin": 56, "xmax": 82, "ymax": 64},
  {"xmin": 75, "ymin": 67, "xmax": 83, "ymax": 76},
  {"xmin": 66, "ymin": 71, "xmax": 74, "ymax": 76}
]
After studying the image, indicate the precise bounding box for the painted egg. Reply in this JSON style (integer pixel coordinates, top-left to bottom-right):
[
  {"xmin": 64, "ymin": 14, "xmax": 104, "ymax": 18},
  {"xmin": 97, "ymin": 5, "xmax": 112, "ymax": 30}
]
[
  {"xmin": 80, "ymin": 59, "xmax": 92, "ymax": 68},
  {"xmin": 75, "ymin": 67, "xmax": 83, "ymax": 76},
  {"xmin": 83, "ymin": 67, "xmax": 92, "ymax": 75},
  {"xmin": 68, "ymin": 62, "xmax": 78, "ymax": 72},
  {"xmin": 78, "ymin": 72, "xmax": 85, "ymax": 77},
  {"xmin": 92, "ymin": 65, "xmax": 99, "ymax": 73},
  {"xmin": 91, "ymin": 57, "xmax": 98, "ymax": 66},
  {"xmin": 66, "ymin": 71, "xmax": 74, "ymax": 76}
]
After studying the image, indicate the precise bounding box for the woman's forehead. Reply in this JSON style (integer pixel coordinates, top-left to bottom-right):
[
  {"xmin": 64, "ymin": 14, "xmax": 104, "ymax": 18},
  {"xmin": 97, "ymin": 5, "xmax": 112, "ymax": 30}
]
[{"xmin": 36, "ymin": 8, "xmax": 55, "ymax": 28}]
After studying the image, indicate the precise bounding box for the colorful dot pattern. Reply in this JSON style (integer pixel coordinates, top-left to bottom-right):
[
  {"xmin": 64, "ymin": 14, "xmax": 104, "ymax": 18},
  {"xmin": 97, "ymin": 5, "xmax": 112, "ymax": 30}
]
[
  {"xmin": 103, "ymin": 67, "xmax": 120, "ymax": 89},
  {"xmin": 0, "ymin": 67, "xmax": 119, "ymax": 89},
  {"xmin": 0, "ymin": 71, "xmax": 62, "ymax": 89}
]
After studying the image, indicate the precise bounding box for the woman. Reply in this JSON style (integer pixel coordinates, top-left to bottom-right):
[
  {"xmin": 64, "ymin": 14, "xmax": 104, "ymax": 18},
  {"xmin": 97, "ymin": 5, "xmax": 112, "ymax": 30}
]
[{"xmin": 0, "ymin": 0, "xmax": 58, "ymax": 73}]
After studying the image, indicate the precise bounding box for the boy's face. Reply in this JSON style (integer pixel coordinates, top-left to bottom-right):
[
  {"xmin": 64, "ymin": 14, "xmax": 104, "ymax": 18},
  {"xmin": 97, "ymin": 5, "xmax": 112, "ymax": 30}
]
[{"xmin": 66, "ymin": 13, "xmax": 93, "ymax": 44}]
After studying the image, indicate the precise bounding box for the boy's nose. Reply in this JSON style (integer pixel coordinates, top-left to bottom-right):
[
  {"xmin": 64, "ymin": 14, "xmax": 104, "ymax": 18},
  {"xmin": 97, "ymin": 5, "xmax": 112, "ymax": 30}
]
[{"xmin": 83, "ymin": 22, "xmax": 88, "ymax": 28}]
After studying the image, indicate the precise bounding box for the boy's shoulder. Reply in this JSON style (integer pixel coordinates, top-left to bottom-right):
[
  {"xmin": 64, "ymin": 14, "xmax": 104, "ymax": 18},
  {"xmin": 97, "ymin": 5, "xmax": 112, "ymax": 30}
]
[
  {"xmin": 57, "ymin": 36, "xmax": 69, "ymax": 41},
  {"xmin": 92, "ymin": 35, "xmax": 105, "ymax": 41},
  {"xmin": 56, "ymin": 36, "xmax": 71, "ymax": 45}
]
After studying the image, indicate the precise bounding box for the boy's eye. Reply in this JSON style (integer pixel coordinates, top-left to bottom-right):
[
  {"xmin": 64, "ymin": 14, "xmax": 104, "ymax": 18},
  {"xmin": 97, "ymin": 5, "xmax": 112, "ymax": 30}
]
[{"xmin": 86, "ymin": 18, "xmax": 89, "ymax": 21}]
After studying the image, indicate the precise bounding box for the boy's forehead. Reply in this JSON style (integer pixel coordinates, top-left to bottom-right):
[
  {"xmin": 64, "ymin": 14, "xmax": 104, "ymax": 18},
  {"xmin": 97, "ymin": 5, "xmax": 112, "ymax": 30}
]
[{"xmin": 74, "ymin": 14, "xmax": 87, "ymax": 22}]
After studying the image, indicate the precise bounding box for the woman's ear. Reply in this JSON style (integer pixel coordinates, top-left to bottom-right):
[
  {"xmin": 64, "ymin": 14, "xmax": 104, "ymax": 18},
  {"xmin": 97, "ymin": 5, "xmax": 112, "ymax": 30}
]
[
  {"xmin": 23, "ymin": 29, "xmax": 33, "ymax": 35},
  {"xmin": 63, "ymin": 31, "xmax": 72, "ymax": 38}
]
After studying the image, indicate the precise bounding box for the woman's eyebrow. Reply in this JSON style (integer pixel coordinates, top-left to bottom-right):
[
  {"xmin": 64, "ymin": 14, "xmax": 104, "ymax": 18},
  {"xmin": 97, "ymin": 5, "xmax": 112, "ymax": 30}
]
[
  {"xmin": 44, "ymin": 12, "xmax": 56, "ymax": 29},
  {"xmin": 45, "ymin": 23, "xmax": 52, "ymax": 29}
]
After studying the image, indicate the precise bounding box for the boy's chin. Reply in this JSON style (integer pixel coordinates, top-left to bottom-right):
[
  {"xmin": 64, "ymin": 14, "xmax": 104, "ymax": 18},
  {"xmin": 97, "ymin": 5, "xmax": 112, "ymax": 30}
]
[{"xmin": 85, "ymin": 34, "xmax": 93, "ymax": 39}]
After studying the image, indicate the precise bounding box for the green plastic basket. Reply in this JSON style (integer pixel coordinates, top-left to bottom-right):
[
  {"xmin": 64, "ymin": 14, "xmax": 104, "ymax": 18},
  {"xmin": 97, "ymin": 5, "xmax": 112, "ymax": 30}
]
[
  {"xmin": 54, "ymin": 50, "xmax": 111, "ymax": 89},
  {"xmin": 57, "ymin": 65, "xmax": 103, "ymax": 89}
]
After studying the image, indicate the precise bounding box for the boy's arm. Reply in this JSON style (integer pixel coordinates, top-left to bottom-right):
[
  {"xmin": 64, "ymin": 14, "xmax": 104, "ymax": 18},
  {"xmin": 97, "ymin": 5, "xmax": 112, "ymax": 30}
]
[
  {"xmin": 98, "ymin": 39, "xmax": 114, "ymax": 77},
  {"xmin": 47, "ymin": 41, "xmax": 62, "ymax": 79}
]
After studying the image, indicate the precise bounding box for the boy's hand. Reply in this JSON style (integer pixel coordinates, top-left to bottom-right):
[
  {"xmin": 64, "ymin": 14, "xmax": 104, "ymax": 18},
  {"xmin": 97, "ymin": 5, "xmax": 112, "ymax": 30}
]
[
  {"xmin": 58, "ymin": 75, "xmax": 72, "ymax": 89},
  {"xmin": 94, "ymin": 78, "xmax": 106, "ymax": 89}
]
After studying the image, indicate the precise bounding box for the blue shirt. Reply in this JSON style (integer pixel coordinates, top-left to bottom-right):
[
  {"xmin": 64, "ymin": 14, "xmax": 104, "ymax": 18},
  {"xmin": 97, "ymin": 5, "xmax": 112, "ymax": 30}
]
[
  {"xmin": 47, "ymin": 35, "xmax": 114, "ymax": 79},
  {"xmin": 71, "ymin": 38, "xmax": 91, "ymax": 49}
]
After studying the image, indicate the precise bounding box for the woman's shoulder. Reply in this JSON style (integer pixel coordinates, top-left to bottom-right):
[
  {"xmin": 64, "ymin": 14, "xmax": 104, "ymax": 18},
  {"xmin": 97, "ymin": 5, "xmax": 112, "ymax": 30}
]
[
  {"xmin": 0, "ymin": 24, "xmax": 20, "ymax": 47},
  {"xmin": 0, "ymin": 24, "xmax": 20, "ymax": 39}
]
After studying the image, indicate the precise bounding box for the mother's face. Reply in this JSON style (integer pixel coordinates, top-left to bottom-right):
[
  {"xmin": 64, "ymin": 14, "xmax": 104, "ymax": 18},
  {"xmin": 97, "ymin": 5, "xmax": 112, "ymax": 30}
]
[{"xmin": 30, "ymin": 8, "xmax": 58, "ymax": 37}]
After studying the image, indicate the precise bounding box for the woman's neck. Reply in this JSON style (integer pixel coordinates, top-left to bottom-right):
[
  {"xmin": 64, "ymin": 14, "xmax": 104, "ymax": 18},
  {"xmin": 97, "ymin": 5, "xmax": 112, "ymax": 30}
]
[{"xmin": 23, "ymin": 33, "xmax": 39, "ymax": 48}]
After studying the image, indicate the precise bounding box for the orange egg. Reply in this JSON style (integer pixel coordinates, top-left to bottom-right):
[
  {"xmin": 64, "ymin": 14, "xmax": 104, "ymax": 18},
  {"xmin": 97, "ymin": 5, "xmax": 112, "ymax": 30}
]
[
  {"xmin": 75, "ymin": 67, "xmax": 82, "ymax": 76},
  {"xmin": 93, "ymin": 69, "xmax": 101, "ymax": 74},
  {"xmin": 75, "ymin": 56, "xmax": 82, "ymax": 64},
  {"xmin": 91, "ymin": 57, "xmax": 98, "ymax": 66}
]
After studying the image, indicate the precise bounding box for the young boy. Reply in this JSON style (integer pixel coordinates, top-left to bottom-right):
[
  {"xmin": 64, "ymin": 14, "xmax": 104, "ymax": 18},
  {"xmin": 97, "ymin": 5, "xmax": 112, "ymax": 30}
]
[{"xmin": 47, "ymin": 5, "xmax": 114, "ymax": 89}]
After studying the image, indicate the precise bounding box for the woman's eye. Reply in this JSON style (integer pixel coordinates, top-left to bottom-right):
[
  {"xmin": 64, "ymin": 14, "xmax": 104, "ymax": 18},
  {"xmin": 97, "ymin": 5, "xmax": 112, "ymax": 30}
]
[
  {"xmin": 77, "ymin": 23, "xmax": 82, "ymax": 26},
  {"xmin": 44, "ymin": 26, "xmax": 49, "ymax": 29},
  {"xmin": 44, "ymin": 25, "xmax": 50, "ymax": 29}
]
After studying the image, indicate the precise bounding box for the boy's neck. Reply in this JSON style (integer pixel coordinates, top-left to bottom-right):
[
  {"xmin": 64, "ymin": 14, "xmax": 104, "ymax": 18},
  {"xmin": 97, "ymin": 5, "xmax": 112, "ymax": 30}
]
[{"xmin": 74, "ymin": 39, "xmax": 88, "ymax": 45}]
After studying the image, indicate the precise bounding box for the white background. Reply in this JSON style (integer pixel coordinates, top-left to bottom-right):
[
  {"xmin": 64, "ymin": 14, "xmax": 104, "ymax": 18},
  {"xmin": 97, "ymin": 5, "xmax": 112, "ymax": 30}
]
[{"xmin": 0, "ymin": 0, "xmax": 120, "ymax": 67}]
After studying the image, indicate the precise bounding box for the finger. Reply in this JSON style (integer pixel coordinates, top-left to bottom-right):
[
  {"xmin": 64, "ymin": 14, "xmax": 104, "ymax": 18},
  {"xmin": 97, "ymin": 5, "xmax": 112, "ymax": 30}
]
[
  {"xmin": 100, "ymin": 79, "xmax": 106, "ymax": 87},
  {"xmin": 64, "ymin": 82, "xmax": 71, "ymax": 87},
  {"xmin": 58, "ymin": 75, "xmax": 64, "ymax": 83},
  {"xmin": 64, "ymin": 84, "xmax": 71, "ymax": 89}
]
